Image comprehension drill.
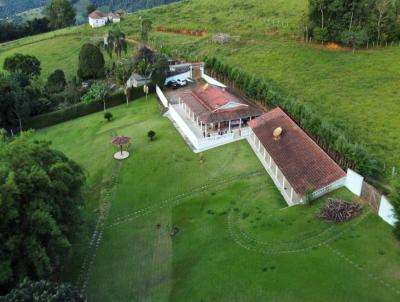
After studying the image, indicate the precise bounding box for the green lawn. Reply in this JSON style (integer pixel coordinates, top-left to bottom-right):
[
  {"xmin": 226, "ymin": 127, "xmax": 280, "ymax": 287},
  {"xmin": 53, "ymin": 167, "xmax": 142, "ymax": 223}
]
[
  {"xmin": 0, "ymin": 24, "xmax": 134, "ymax": 81},
  {"xmin": 31, "ymin": 96, "xmax": 400, "ymax": 301}
]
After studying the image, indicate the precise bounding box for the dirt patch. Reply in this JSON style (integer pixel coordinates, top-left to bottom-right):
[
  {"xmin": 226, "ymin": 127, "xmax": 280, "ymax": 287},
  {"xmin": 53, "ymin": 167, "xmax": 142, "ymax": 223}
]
[{"xmin": 156, "ymin": 27, "xmax": 208, "ymax": 37}]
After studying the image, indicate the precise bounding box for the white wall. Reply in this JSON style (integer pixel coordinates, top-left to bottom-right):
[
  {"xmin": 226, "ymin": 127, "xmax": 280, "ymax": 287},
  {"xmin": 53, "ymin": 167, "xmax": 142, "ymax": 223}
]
[
  {"xmin": 165, "ymin": 70, "xmax": 192, "ymax": 85},
  {"xmin": 345, "ymin": 169, "xmax": 364, "ymax": 196},
  {"xmin": 201, "ymin": 69, "xmax": 227, "ymax": 88},
  {"xmin": 379, "ymin": 196, "xmax": 398, "ymax": 226},
  {"xmin": 89, "ymin": 17, "xmax": 107, "ymax": 28},
  {"xmin": 156, "ymin": 85, "xmax": 169, "ymax": 108}
]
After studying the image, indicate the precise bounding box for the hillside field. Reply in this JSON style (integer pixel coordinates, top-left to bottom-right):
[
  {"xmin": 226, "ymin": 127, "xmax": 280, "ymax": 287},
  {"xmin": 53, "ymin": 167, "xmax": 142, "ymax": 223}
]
[
  {"xmin": 30, "ymin": 96, "xmax": 400, "ymax": 301},
  {"xmin": 1, "ymin": 0, "xmax": 399, "ymax": 182}
]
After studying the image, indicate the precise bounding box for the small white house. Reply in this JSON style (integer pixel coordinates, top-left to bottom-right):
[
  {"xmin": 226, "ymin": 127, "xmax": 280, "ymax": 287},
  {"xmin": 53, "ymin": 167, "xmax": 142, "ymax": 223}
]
[
  {"xmin": 108, "ymin": 13, "xmax": 121, "ymax": 23},
  {"xmin": 88, "ymin": 11, "xmax": 108, "ymax": 28},
  {"xmin": 127, "ymin": 74, "xmax": 151, "ymax": 88}
]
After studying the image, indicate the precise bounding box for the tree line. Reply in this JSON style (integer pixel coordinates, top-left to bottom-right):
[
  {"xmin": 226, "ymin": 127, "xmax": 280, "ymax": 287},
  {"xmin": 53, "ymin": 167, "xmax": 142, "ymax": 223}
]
[
  {"xmin": 204, "ymin": 57, "xmax": 381, "ymax": 180},
  {"xmin": 0, "ymin": 18, "xmax": 50, "ymax": 44},
  {"xmin": 0, "ymin": 0, "xmax": 76, "ymax": 44},
  {"xmin": 307, "ymin": 0, "xmax": 400, "ymax": 49}
]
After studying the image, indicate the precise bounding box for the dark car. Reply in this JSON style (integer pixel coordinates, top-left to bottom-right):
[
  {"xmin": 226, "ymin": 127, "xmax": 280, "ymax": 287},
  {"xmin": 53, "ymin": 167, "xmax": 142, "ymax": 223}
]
[{"xmin": 167, "ymin": 80, "xmax": 179, "ymax": 89}]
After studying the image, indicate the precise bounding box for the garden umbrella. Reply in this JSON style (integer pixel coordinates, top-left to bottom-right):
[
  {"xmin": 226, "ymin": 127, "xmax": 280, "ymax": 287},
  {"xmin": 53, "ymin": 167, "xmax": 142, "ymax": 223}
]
[{"xmin": 111, "ymin": 136, "xmax": 130, "ymax": 155}]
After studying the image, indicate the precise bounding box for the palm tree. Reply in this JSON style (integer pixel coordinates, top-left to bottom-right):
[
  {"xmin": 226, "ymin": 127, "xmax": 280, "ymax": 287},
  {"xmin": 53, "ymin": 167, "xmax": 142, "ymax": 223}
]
[{"xmin": 104, "ymin": 29, "xmax": 128, "ymax": 58}]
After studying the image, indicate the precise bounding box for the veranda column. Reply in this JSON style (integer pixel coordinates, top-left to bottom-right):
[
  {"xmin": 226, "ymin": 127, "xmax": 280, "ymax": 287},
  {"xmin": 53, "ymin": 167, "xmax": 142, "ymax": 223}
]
[
  {"xmin": 290, "ymin": 187, "xmax": 294, "ymax": 203},
  {"xmin": 269, "ymin": 156, "xmax": 272, "ymax": 168},
  {"xmin": 229, "ymin": 120, "xmax": 231, "ymax": 132},
  {"xmin": 282, "ymin": 176, "xmax": 285, "ymax": 189},
  {"xmin": 239, "ymin": 118, "xmax": 242, "ymax": 135},
  {"xmin": 263, "ymin": 148, "xmax": 266, "ymax": 160},
  {"xmin": 275, "ymin": 165, "xmax": 278, "ymax": 178}
]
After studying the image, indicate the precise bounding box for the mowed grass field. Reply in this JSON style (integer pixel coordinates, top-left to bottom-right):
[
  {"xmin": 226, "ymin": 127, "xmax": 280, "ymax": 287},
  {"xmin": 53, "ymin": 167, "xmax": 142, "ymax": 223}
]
[{"xmin": 31, "ymin": 97, "xmax": 400, "ymax": 301}]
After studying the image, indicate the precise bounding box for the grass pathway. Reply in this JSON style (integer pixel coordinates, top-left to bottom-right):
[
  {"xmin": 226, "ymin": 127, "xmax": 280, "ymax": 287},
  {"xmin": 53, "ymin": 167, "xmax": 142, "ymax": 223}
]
[
  {"xmin": 227, "ymin": 191, "xmax": 372, "ymax": 254},
  {"xmin": 78, "ymin": 161, "xmax": 122, "ymax": 291}
]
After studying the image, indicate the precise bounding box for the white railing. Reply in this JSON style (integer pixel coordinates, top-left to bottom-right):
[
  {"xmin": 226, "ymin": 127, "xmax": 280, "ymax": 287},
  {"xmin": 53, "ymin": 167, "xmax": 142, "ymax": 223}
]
[{"xmin": 169, "ymin": 105, "xmax": 198, "ymax": 146}]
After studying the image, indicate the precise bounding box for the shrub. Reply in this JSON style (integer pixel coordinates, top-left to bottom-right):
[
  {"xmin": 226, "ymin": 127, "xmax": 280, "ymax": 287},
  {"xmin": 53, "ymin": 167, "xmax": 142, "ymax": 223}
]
[
  {"xmin": 147, "ymin": 130, "xmax": 156, "ymax": 141},
  {"xmin": 104, "ymin": 111, "xmax": 113, "ymax": 121},
  {"xmin": 2, "ymin": 279, "xmax": 85, "ymax": 301}
]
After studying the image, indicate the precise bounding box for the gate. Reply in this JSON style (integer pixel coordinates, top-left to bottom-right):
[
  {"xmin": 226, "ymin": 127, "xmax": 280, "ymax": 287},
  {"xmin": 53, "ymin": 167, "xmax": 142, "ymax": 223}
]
[{"xmin": 360, "ymin": 181, "xmax": 382, "ymax": 213}]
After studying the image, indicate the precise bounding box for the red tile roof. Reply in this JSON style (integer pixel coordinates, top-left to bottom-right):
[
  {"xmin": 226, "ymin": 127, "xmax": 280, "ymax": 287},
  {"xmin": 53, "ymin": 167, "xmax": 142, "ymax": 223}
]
[
  {"xmin": 180, "ymin": 85, "xmax": 263, "ymax": 123},
  {"xmin": 248, "ymin": 108, "xmax": 346, "ymax": 195},
  {"xmin": 89, "ymin": 11, "xmax": 107, "ymax": 19}
]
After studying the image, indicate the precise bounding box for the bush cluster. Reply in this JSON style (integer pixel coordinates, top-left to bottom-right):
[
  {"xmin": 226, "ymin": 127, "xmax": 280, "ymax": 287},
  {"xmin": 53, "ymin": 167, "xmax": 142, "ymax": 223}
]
[{"xmin": 205, "ymin": 57, "xmax": 381, "ymax": 179}]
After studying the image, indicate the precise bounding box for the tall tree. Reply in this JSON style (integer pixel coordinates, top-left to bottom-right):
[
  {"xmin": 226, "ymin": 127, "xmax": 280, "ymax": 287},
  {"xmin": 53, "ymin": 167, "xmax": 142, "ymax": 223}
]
[
  {"xmin": 140, "ymin": 18, "xmax": 152, "ymax": 43},
  {"xmin": 104, "ymin": 30, "xmax": 128, "ymax": 58},
  {"xmin": 87, "ymin": 2, "xmax": 96, "ymax": 15},
  {"xmin": 0, "ymin": 73, "xmax": 31, "ymax": 132},
  {"xmin": 0, "ymin": 136, "xmax": 85, "ymax": 292},
  {"xmin": 77, "ymin": 43, "xmax": 105, "ymax": 80},
  {"xmin": 3, "ymin": 53, "xmax": 41, "ymax": 84},
  {"xmin": 114, "ymin": 59, "xmax": 133, "ymax": 105},
  {"xmin": 45, "ymin": 0, "xmax": 76, "ymax": 30},
  {"xmin": 45, "ymin": 69, "xmax": 67, "ymax": 94}
]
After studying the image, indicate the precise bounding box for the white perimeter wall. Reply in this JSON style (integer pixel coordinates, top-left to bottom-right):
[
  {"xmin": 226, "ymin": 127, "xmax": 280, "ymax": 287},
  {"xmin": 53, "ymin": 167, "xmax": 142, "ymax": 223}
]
[
  {"xmin": 156, "ymin": 85, "xmax": 169, "ymax": 108},
  {"xmin": 345, "ymin": 168, "xmax": 398, "ymax": 226},
  {"xmin": 165, "ymin": 70, "xmax": 192, "ymax": 85},
  {"xmin": 379, "ymin": 196, "xmax": 397, "ymax": 226},
  {"xmin": 345, "ymin": 169, "xmax": 364, "ymax": 196},
  {"xmin": 201, "ymin": 68, "xmax": 227, "ymax": 88}
]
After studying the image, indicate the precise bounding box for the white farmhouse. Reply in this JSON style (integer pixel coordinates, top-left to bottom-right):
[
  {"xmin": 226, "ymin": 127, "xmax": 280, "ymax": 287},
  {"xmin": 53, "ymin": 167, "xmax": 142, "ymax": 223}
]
[{"xmin": 88, "ymin": 11, "xmax": 108, "ymax": 28}]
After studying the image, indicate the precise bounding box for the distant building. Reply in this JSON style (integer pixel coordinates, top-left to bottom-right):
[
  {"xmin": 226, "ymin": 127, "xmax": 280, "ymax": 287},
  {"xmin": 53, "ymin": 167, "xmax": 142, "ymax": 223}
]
[
  {"xmin": 127, "ymin": 74, "xmax": 151, "ymax": 88},
  {"xmin": 88, "ymin": 11, "xmax": 108, "ymax": 28},
  {"xmin": 108, "ymin": 13, "xmax": 121, "ymax": 23}
]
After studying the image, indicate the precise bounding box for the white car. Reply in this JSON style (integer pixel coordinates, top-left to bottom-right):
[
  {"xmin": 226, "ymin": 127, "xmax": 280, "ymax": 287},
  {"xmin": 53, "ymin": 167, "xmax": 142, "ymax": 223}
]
[{"xmin": 176, "ymin": 79, "xmax": 187, "ymax": 87}]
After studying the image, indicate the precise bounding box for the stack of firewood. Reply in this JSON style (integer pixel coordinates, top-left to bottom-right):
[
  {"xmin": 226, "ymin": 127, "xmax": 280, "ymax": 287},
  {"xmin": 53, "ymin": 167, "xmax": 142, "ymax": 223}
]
[{"xmin": 319, "ymin": 198, "xmax": 362, "ymax": 223}]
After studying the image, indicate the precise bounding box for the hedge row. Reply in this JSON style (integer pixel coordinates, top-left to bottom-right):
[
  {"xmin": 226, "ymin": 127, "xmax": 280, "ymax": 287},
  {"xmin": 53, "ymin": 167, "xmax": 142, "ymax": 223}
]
[
  {"xmin": 23, "ymin": 86, "xmax": 154, "ymax": 130},
  {"xmin": 204, "ymin": 57, "xmax": 381, "ymax": 179}
]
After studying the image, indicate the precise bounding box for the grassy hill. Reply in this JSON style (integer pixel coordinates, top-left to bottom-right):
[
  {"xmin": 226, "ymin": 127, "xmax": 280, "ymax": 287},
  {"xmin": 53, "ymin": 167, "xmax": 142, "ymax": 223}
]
[{"xmin": 1, "ymin": 0, "xmax": 400, "ymax": 180}]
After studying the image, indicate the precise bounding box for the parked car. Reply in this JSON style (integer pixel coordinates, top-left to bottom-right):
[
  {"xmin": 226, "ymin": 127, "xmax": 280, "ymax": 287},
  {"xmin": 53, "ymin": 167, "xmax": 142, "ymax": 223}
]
[
  {"xmin": 167, "ymin": 80, "xmax": 179, "ymax": 89},
  {"xmin": 176, "ymin": 79, "xmax": 187, "ymax": 87},
  {"xmin": 167, "ymin": 79, "xmax": 187, "ymax": 89}
]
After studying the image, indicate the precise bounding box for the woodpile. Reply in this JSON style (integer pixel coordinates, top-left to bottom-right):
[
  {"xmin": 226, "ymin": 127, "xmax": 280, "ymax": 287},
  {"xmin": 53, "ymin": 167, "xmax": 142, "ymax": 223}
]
[{"xmin": 319, "ymin": 198, "xmax": 362, "ymax": 223}]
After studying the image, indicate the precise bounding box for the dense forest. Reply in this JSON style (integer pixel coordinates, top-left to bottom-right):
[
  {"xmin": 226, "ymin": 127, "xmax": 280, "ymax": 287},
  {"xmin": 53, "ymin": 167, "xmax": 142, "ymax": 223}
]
[
  {"xmin": 0, "ymin": 0, "xmax": 47, "ymax": 19},
  {"xmin": 0, "ymin": 0, "xmax": 179, "ymax": 21},
  {"xmin": 93, "ymin": 0, "xmax": 179, "ymax": 12},
  {"xmin": 308, "ymin": 0, "xmax": 400, "ymax": 47}
]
